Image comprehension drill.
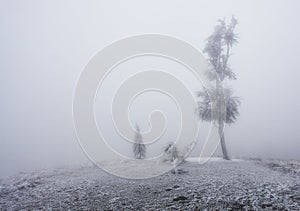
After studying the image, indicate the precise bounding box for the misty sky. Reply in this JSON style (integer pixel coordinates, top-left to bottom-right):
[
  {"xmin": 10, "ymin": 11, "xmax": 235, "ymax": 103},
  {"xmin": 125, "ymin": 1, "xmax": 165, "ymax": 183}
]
[{"xmin": 1, "ymin": 0, "xmax": 300, "ymax": 177}]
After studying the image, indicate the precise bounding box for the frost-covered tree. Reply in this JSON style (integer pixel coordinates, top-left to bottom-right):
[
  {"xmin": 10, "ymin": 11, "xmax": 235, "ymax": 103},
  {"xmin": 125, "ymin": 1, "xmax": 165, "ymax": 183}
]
[
  {"xmin": 133, "ymin": 125, "xmax": 146, "ymax": 159},
  {"xmin": 197, "ymin": 16, "xmax": 240, "ymax": 160},
  {"xmin": 164, "ymin": 142, "xmax": 179, "ymax": 163}
]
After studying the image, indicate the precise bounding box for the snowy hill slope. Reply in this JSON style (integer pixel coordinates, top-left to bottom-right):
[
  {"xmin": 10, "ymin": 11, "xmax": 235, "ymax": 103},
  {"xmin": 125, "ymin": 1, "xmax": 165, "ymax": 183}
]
[{"xmin": 0, "ymin": 159, "xmax": 299, "ymax": 210}]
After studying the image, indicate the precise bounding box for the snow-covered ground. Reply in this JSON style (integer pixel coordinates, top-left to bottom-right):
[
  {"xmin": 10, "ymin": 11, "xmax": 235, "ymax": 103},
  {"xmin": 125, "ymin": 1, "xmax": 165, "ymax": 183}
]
[
  {"xmin": 186, "ymin": 157, "xmax": 243, "ymax": 163},
  {"xmin": 0, "ymin": 158, "xmax": 299, "ymax": 210}
]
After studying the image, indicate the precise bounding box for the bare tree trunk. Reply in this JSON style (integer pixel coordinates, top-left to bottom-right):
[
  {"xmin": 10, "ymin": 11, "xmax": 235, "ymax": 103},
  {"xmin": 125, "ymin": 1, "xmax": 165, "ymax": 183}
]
[
  {"xmin": 218, "ymin": 120, "xmax": 230, "ymax": 160},
  {"xmin": 215, "ymin": 78, "xmax": 230, "ymax": 160}
]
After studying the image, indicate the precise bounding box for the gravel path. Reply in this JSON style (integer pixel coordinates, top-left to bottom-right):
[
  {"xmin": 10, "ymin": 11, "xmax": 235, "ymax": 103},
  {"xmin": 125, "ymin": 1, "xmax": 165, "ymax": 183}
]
[{"xmin": 0, "ymin": 159, "xmax": 299, "ymax": 210}]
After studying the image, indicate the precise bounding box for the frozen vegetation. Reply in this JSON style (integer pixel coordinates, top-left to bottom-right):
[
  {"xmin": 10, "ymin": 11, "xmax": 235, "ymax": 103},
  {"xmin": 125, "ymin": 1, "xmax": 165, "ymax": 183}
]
[{"xmin": 0, "ymin": 158, "xmax": 299, "ymax": 210}]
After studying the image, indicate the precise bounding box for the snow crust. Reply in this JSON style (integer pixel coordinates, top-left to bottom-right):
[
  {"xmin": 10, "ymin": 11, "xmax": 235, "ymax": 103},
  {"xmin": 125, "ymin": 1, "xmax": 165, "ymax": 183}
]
[{"xmin": 0, "ymin": 159, "xmax": 299, "ymax": 210}]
